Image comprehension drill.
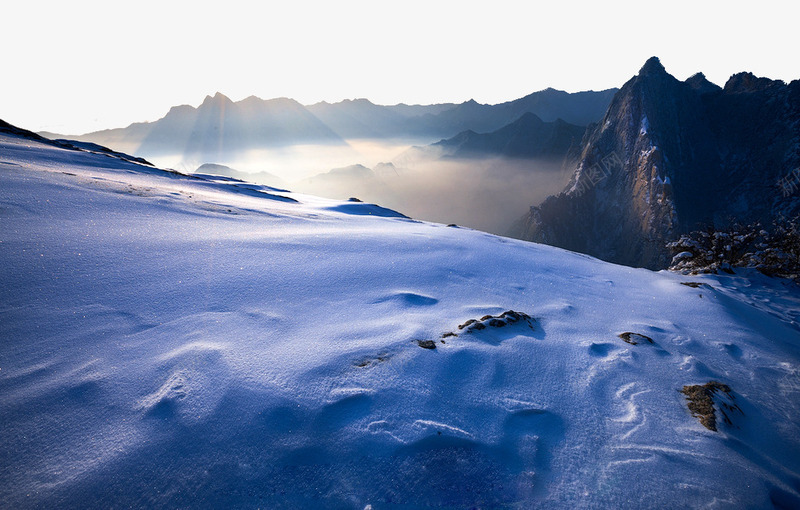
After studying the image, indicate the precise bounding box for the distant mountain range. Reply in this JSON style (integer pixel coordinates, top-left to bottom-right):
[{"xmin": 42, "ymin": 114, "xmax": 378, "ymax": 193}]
[
  {"xmin": 510, "ymin": 57, "xmax": 800, "ymax": 269},
  {"xmin": 41, "ymin": 94, "xmax": 346, "ymax": 163},
  {"xmin": 41, "ymin": 88, "xmax": 617, "ymax": 166},
  {"xmin": 409, "ymin": 88, "xmax": 617, "ymax": 137},
  {"xmin": 431, "ymin": 112, "xmax": 586, "ymax": 160},
  {"xmin": 306, "ymin": 87, "xmax": 616, "ymax": 140}
]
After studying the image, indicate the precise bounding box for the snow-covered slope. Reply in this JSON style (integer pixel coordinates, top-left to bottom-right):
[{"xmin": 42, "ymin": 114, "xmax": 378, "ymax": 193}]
[{"xmin": 2, "ymin": 131, "xmax": 800, "ymax": 508}]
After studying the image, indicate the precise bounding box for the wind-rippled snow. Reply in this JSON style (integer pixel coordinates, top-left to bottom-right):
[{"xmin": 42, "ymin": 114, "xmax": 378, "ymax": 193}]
[{"xmin": 2, "ymin": 134, "xmax": 800, "ymax": 508}]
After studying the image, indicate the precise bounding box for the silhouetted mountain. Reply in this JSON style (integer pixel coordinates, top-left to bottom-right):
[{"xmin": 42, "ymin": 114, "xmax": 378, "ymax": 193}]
[
  {"xmin": 684, "ymin": 72, "xmax": 722, "ymax": 96},
  {"xmin": 433, "ymin": 112, "xmax": 586, "ymax": 160},
  {"xmin": 307, "ymin": 89, "xmax": 615, "ymax": 141},
  {"xmin": 307, "ymin": 99, "xmax": 410, "ymax": 139},
  {"xmin": 59, "ymin": 93, "xmax": 346, "ymax": 164},
  {"xmin": 45, "ymin": 88, "xmax": 617, "ymax": 169},
  {"xmin": 408, "ymin": 89, "xmax": 617, "ymax": 138},
  {"xmin": 385, "ymin": 103, "xmax": 458, "ymax": 118},
  {"xmin": 411, "ymin": 99, "xmax": 495, "ymax": 136},
  {"xmin": 511, "ymin": 57, "xmax": 800, "ymax": 269},
  {"xmin": 140, "ymin": 93, "xmax": 345, "ymax": 159},
  {"xmin": 504, "ymin": 87, "xmax": 620, "ymax": 126}
]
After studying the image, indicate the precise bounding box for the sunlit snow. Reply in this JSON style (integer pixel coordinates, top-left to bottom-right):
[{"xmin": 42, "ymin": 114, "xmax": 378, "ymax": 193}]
[{"xmin": 2, "ymin": 132, "xmax": 800, "ymax": 508}]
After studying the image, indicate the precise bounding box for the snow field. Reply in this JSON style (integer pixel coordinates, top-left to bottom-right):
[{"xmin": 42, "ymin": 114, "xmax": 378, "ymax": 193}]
[{"xmin": 1, "ymin": 134, "xmax": 800, "ymax": 508}]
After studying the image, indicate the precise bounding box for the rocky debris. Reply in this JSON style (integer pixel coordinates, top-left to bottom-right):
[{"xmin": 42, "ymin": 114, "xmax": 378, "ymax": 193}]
[
  {"xmin": 455, "ymin": 310, "xmax": 535, "ymax": 335},
  {"xmin": 680, "ymin": 381, "xmax": 742, "ymax": 431},
  {"xmin": 417, "ymin": 311, "xmax": 536, "ymax": 350},
  {"xmin": 457, "ymin": 319, "xmax": 483, "ymax": 331},
  {"xmin": 668, "ymin": 218, "xmax": 800, "ymax": 282},
  {"xmin": 417, "ymin": 340, "xmax": 437, "ymax": 350},
  {"xmin": 618, "ymin": 332, "xmax": 654, "ymax": 345},
  {"xmin": 680, "ymin": 282, "xmax": 705, "ymax": 288}
]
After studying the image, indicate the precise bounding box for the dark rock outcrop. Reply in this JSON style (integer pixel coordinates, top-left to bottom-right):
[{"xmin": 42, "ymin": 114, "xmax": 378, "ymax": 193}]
[
  {"xmin": 680, "ymin": 381, "xmax": 742, "ymax": 431},
  {"xmin": 511, "ymin": 57, "xmax": 800, "ymax": 269}
]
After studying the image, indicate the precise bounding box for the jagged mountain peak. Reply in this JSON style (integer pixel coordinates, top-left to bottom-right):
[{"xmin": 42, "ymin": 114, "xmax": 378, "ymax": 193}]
[
  {"xmin": 194, "ymin": 93, "xmax": 307, "ymax": 114},
  {"xmin": 685, "ymin": 72, "xmax": 722, "ymax": 95},
  {"xmin": 342, "ymin": 98, "xmax": 376, "ymax": 105},
  {"xmin": 512, "ymin": 60, "xmax": 800, "ymax": 270},
  {"xmin": 513, "ymin": 57, "xmax": 723, "ymax": 267},
  {"xmin": 612, "ymin": 57, "xmax": 682, "ymax": 110},
  {"xmin": 723, "ymin": 72, "xmax": 785, "ymax": 93},
  {"xmin": 202, "ymin": 92, "xmax": 234, "ymax": 105},
  {"xmin": 638, "ymin": 56, "xmax": 667, "ymax": 77}
]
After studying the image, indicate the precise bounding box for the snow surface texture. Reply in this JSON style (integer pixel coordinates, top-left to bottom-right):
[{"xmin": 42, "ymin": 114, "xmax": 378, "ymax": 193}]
[{"xmin": 2, "ymin": 133, "xmax": 800, "ymax": 509}]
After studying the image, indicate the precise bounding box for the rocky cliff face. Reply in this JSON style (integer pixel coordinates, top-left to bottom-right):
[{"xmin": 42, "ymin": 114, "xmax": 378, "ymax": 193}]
[{"xmin": 511, "ymin": 57, "xmax": 800, "ymax": 269}]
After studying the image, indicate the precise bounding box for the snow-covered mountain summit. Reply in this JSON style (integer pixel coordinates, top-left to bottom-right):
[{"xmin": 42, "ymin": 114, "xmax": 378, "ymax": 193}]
[{"xmin": 1, "ymin": 124, "xmax": 799, "ymax": 508}]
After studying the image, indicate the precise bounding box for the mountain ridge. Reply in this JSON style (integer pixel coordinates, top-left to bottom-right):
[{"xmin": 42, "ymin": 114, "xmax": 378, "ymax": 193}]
[
  {"xmin": 41, "ymin": 88, "xmax": 618, "ymax": 168},
  {"xmin": 432, "ymin": 112, "xmax": 586, "ymax": 160},
  {"xmin": 511, "ymin": 57, "xmax": 800, "ymax": 269}
]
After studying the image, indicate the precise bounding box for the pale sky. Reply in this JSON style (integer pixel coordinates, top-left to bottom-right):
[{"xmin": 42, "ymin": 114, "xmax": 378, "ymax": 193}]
[{"xmin": 4, "ymin": 0, "xmax": 797, "ymax": 134}]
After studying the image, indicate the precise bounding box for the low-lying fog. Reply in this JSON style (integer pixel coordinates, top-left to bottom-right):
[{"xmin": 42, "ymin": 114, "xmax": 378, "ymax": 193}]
[
  {"xmin": 295, "ymin": 157, "xmax": 571, "ymax": 235},
  {"xmin": 157, "ymin": 140, "xmax": 573, "ymax": 236},
  {"xmin": 147, "ymin": 139, "xmax": 425, "ymax": 181}
]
